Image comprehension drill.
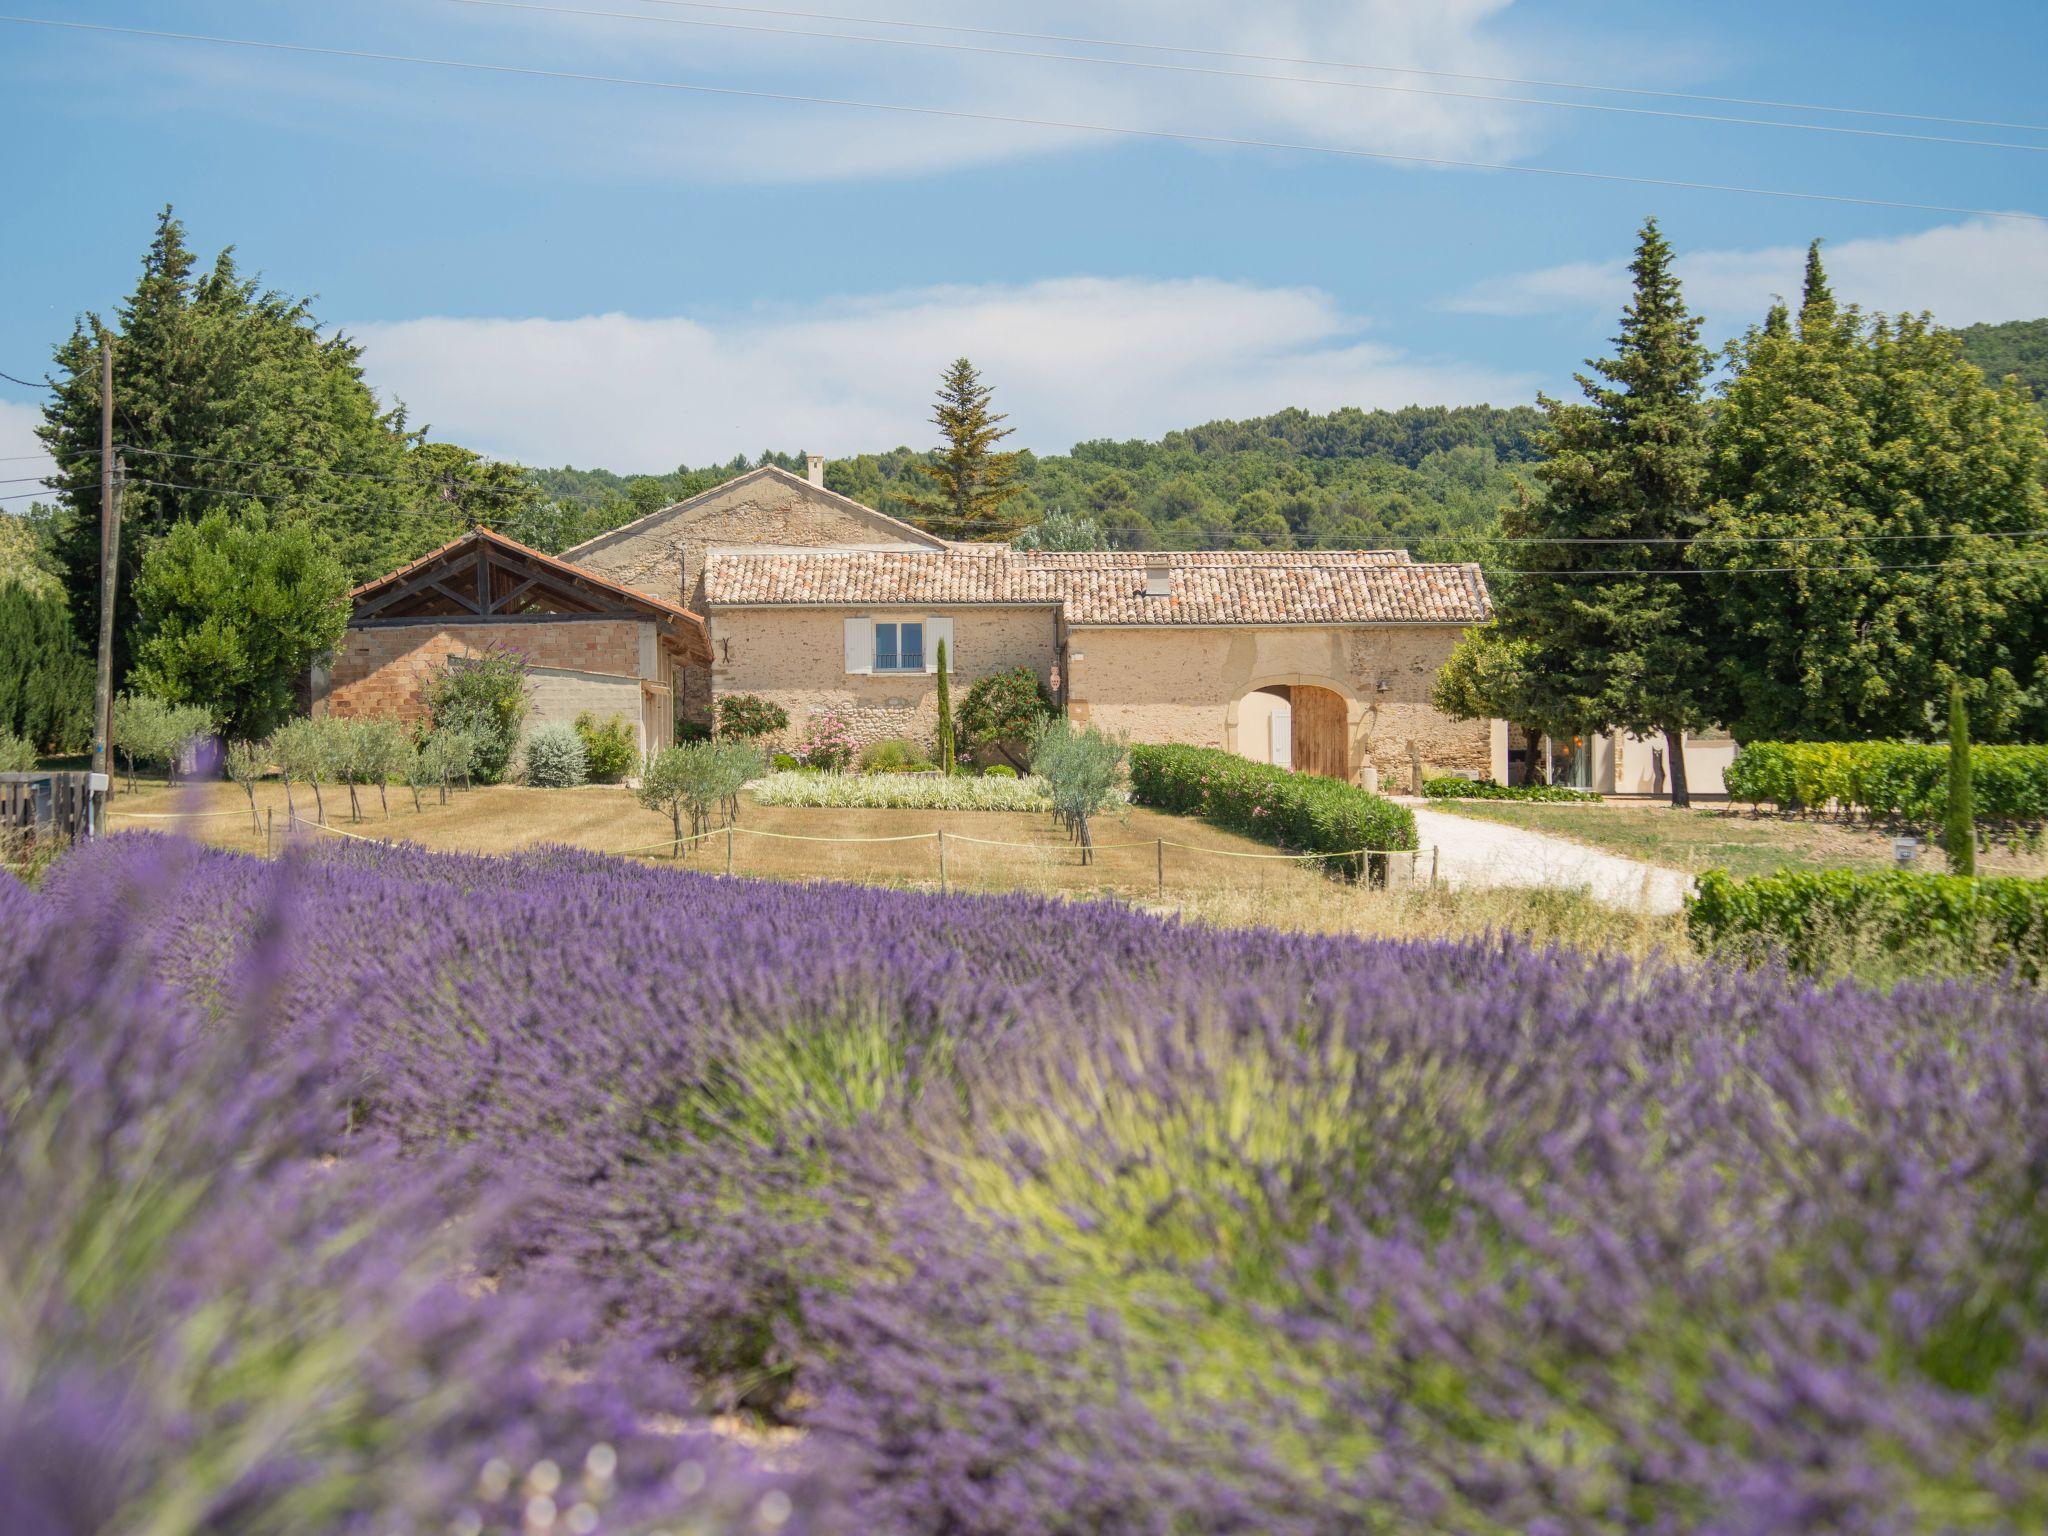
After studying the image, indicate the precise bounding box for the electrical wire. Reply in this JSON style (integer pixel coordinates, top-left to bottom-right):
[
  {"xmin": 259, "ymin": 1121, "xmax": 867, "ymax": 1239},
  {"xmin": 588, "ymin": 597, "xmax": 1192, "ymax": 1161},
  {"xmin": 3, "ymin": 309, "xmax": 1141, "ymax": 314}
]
[
  {"xmin": 612, "ymin": 0, "xmax": 2048, "ymax": 135},
  {"xmin": 0, "ymin": 368, "xmax": 56, "ymax": 390},
  {"xmin": 4, "ymin": 15, "xmax": 2040, "ymax": 222},
  {"xmin": 431, "ymin": 0, "xmax": 2048, "ymax": 154}
]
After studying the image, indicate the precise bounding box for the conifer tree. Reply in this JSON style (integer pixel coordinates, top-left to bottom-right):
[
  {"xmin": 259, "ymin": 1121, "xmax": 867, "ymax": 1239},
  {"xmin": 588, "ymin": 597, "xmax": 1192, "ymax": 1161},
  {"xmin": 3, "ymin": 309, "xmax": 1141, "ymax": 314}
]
[
  {"xmin": 904, "ymin": 358, "xmax": 1028, "ymax": 541},
  {"xmin": 1498, "ymin": 218, "xmax": 1716, "ymax": 805},
  {"xmin": 934, "ymin": 638, "xmax": 957, "ymax": 774},
  {"xmin": 1945, "ymin": 680, "xmax": 1975, "ymax": 876}
]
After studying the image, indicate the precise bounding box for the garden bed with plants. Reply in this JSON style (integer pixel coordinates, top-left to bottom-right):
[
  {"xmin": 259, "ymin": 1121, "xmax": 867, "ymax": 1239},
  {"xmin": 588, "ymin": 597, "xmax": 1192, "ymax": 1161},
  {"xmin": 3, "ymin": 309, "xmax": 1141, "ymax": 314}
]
[
  {"xmin": 1422, "ymin": 776, "xmax": 1602, "ymax": 802},
  {"xmin": 749, "ymin": 769, "xmax": 1051, "ymax": 812},
  {"xmin": 8, "ymin": 836, "xmax": 2048, "ymax": 1532},
  {"xmin": 1725, "ymin": 740, "xmax": 2048, "ymax": 837}
]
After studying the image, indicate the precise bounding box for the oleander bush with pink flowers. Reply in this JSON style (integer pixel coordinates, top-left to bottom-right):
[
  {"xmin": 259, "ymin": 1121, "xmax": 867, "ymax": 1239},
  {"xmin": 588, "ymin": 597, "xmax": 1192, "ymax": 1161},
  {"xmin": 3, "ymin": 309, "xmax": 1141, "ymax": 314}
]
[{"xmin": 7, "ymin": 834, "xmax": 2048, "ymax": 1534}]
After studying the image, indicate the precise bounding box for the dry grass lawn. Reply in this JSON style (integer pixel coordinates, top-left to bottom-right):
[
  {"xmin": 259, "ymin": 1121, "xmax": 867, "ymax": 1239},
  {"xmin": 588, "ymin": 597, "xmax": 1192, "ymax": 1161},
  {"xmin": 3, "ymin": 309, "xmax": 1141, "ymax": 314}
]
[{"xmin": 93, "ymin": 774, "xmax": 1688, "ymax": 958}]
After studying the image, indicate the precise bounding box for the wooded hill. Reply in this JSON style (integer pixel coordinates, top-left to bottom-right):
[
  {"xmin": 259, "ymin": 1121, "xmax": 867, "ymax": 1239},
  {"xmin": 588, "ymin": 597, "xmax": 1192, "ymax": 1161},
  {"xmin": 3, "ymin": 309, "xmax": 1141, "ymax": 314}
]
[{"xmin": 529, "ymin": 402, "xmax": 1546, "ymax": 557}]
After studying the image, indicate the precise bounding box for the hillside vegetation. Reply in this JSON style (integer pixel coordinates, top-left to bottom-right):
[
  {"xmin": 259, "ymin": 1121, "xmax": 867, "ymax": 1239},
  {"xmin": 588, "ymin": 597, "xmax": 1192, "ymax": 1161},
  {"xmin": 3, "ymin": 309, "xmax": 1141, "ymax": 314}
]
[
  {"xmin": 529, "ymin": 402, "xmax": 1544, "ymax": 557},
  {"xmin": 1956, "ymin": 316, "xmax": 2048, "ymax": 402}
]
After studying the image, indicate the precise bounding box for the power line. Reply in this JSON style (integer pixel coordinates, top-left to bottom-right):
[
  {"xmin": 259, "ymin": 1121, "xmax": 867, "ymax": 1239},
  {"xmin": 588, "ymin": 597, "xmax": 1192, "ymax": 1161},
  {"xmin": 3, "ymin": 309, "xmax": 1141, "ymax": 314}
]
[
  {"xmin": 5, "ymin": 15, "xmax": 2040, "ymax": 223},
  {"xmin": 435, "ymin": 0, "xmax": 2048, "ymax": 154},
  {"xmin": 618, "ymin": 0, "xmax": 2048, "ymax": 136},
  {"xmin": 0, "ymin": 368, "xmax": 56, "ymax": 390}
]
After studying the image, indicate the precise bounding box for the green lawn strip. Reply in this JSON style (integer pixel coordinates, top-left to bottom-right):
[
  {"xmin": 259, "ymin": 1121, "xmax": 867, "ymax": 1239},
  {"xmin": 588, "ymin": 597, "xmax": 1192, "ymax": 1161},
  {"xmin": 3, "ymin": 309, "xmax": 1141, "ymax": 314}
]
[{"xmin": 1429, "ymin": 802, "xmax": 1894, "ymax": 879}]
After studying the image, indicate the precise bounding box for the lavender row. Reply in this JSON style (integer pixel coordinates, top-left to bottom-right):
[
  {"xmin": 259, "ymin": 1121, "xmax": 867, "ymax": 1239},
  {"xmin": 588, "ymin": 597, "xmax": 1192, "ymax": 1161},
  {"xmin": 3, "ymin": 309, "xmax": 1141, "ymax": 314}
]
[{"xmin": 11, "ymin": 834, "xmax": 2048, "ymax": 1534}]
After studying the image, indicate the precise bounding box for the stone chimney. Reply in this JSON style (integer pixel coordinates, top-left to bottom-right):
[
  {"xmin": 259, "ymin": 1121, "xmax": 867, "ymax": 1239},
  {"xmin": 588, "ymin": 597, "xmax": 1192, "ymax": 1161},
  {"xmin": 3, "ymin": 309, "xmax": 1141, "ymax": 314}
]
[
  {"xmin": 805, "ymin": 452, "xmax": 825, "ymax": 488},
  {"xmin": 1143, "ymin": 558, "xmax": 1172, "ymax": 599}
]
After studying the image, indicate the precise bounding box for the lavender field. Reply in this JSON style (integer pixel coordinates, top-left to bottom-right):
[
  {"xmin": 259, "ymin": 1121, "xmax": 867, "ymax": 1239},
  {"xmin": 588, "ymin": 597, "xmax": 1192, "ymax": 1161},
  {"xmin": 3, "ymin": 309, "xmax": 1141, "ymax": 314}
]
[{"xmin": 5, "ymin": 835, "xmax": 2048, "ymax": 1535}]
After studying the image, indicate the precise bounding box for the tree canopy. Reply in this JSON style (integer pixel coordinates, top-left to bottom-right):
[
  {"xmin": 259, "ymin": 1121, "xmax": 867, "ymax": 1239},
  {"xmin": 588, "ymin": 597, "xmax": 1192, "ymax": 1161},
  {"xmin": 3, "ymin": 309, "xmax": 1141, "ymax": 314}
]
[{"xmin": 902, "ymin": 357, "xmax": 1029, "ymax": 541}]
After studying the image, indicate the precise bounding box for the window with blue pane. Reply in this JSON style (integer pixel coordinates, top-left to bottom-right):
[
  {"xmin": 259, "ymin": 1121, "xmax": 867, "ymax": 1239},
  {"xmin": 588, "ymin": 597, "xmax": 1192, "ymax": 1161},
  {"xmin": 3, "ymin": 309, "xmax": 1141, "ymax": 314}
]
[{"xmin": 875, "ymin": 621, "xmax": 924, "ymax": 672}]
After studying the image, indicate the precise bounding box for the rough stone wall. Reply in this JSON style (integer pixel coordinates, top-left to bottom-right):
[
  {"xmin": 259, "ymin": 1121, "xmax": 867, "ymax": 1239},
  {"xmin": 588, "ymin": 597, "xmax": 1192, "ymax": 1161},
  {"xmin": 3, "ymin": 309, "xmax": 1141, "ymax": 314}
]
[
  {"xmin": 1069, "ymin": 624, "xmax": 1486, "ymax": 783},
  {"xmin": 710, "ymin": 606, "xmax": 1059, "ymax": 755},
  {"xmin": 564, "ymin": 475, "xmax": 936, "ymax": 609},
  {"xmin": 322, "ymin": 620, "xmax": 646, "ymax": 730}
]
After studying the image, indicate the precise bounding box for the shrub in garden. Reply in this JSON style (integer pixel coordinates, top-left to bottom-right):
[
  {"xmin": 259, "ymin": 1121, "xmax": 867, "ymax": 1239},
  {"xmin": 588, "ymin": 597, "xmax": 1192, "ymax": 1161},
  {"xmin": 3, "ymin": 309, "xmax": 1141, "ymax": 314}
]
[
  {"xmin": 1688, "ymin": 866, "xmax": 2047, "ymax": 981},
  {"xmin": 1726, "ymin": 740, "xmax": 2048, "ymax": 832},
  {"xmin": 0, "ymin": 579, "xmax": 91, "ymax": 753},
  {"xmin": 1131, "ymin": 743, "xmax": 1416, "ymax": 876},
  {"xmin": 20, "ymin": 837, "xmax": 2048, "ymax": 1533},
  {"xmin": 717, "ymin": 693, "xmax": 789, "ymax": 741},
  {"xmin": 793, "ymin": 708, "xmax": 855, "ymax": 772},
  {"xmin": 958, "ymin": 665, "xmax": 1054, "ymax": 769},
  {"xmin": 771, "ymin": 751, "xmax": 800, "ymax": 772},
  {"xmin": 575, "ymin": 711, "xmax": 638, "ymax": 782},
  {"xmin": 857, "ymin": 737, "xmax": 932, "ymax": 774},
  {"xmin": 523, "ymin": 721, "xmax": 589, "ymax": 788},
  {"xmin": 1423, "ymin": 776, "xmax": 1600, "ymax": 802},
  {"xmin": 751, "ymin": 770, "xmax": 1049, "ymax": 812},
  {"xmin": 425, "ymin": 644, "xmax": 528, "ymax": 785},
  {"xmin": 0, "ymin": 730, "xmax": 34, "ymax": 773},
  {"xmin": 982, "ymin": 763, "xmax": 1017, "ymax": 778}
]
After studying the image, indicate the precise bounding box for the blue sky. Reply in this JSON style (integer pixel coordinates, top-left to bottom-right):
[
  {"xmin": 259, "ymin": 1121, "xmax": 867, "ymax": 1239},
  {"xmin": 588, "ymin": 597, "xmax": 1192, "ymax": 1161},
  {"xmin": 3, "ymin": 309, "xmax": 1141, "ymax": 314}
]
[{"xmin": 3, "ymin": 0, "xmax": 2045, "ymax": 473}]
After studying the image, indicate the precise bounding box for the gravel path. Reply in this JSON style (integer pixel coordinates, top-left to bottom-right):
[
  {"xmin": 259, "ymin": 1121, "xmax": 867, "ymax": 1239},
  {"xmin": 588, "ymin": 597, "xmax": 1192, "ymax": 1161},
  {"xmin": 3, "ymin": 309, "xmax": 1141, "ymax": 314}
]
[{"xmin": 1406, "ymin": 804, "xmax": 1694, "ymax": 915}]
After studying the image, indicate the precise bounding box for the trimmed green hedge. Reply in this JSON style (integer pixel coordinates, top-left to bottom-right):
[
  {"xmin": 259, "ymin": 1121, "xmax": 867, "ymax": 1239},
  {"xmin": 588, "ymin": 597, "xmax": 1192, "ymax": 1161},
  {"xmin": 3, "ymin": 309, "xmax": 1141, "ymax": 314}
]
[
  {"xmin": 1128, "ymin": 744, "xmax": 1416, "ymax": 877},
  {"xmin": 1725, "ymin": 741, "xmax": 2048, "ymax": 828},
  {"xmin": 1687, "ymin": 868, "xmax": 2048, "ymax": 982},
  {"xmin": 1423, "ymin": 776, "xmax": 1601, "ymax": 803}
]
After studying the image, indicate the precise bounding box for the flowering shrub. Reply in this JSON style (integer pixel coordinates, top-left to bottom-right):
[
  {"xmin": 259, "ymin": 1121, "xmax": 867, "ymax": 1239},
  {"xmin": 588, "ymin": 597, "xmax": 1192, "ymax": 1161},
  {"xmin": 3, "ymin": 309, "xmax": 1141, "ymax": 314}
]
[
  {"xmin": 794, "ymin": 708, "xmax": 855, "ymax": 772},
  {"xmin": 1423, "ymin": 775, "xmax": 1601, "ymax": 802},
  {"xmin": 751, "ymin": 769, "xmax": 1051, "ymax": 812},
  {"xmin": 1689, "ymin": 866, "xmax": 2048, "ymax": 980},
  {"xmin": 14, "ymin": 835, "xmax": 2048, "ymax": 1533},
  {"xmin": 717, "ymin": 693, "xmax": 789, "ymax": 741},
  {"xmin": 1131, "ymin": 743, "xmax": 1416, "ymax": 876}
]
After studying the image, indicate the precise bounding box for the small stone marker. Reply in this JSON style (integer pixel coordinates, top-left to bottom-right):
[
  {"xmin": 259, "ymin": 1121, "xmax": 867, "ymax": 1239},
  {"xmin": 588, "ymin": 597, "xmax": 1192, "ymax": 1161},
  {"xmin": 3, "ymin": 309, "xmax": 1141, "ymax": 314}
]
[{"xmin": 1892, "ymin": 835, "xmax": 1920, "ymax": 868}]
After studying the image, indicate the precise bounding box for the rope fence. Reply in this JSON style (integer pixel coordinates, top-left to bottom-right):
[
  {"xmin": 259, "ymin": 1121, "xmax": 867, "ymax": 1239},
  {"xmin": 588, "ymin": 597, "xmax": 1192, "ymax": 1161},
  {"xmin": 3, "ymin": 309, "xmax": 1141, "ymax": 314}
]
[{"xmin": 111, "ymin": 800, "xmax": 1441, "ymax": 899}]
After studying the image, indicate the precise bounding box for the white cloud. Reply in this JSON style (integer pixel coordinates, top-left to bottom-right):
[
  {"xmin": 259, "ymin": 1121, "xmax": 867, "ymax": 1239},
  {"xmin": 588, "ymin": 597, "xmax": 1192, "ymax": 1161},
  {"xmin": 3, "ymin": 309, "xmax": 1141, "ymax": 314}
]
[
  {"xmin": 1445, "ymin": 217, "xmax": 2048, "ymax": 329},
  {"xmin": 352, "ymin": 276, "xmax": 1531, "ymax": 469},
  {"xmin": 127, "ymin": 0, "xmax": 1548, "ymax": 183},
  {"xmin": 0, "ymin": 401, "xmax": 56, "ymax": 496}
]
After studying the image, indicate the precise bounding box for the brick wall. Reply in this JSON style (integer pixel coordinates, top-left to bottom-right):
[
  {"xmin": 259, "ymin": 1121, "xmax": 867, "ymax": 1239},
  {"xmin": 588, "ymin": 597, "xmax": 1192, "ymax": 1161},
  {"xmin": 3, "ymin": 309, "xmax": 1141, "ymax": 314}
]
[{"xmin": 323, "ymin": 620, "xmax": 645, "ymax": 728}]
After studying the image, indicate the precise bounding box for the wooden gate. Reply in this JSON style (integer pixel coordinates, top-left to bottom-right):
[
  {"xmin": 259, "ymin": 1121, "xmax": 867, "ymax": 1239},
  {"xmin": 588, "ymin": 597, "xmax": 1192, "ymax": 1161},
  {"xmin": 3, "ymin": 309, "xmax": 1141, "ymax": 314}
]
[
  {"xmin": 2, "ymin": 771, "xmax": 102, "ymax": 848},
  {"xmin": 1289, "ymin": 686, "xmax": 1352, "ymax": 782}
]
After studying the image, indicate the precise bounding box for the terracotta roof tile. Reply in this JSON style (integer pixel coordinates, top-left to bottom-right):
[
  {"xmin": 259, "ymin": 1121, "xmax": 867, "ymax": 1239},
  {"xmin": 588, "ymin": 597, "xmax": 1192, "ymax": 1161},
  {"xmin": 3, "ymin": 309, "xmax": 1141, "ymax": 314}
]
[{"xmin": 702, "ymin": 547, "xmax": 1490, "ymax": 625}]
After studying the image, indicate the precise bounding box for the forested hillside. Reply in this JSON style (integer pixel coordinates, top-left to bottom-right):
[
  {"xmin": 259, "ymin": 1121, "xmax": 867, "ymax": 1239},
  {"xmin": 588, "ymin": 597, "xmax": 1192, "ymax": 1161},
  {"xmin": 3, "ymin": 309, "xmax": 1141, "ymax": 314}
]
[
  {"xmin": 529, "ymin": 402, "xmax": 1546, "ymax": 556},
  {"xmin": 1955, "ymin": 317, "xmax": 2048, "ymax": 401}
]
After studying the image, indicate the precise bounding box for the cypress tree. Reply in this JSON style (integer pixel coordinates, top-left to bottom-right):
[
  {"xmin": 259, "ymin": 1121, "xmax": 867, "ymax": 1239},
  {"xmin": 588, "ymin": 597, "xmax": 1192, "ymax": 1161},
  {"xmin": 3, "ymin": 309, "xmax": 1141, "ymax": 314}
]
[
  {"xmin": 1499, "ymin": 217, "xmax": 1716, "ymax": 805},
  {"xmin": 0, "ymin": 581, "xmax": 93, "ymax": 752},
  {"xmin": 935, "ymin": 639, "xmax": 957, "ymax": 774},
  {"xmin": 1945, "ymin": 680, "xmax": 1975, "ymax": 876}
]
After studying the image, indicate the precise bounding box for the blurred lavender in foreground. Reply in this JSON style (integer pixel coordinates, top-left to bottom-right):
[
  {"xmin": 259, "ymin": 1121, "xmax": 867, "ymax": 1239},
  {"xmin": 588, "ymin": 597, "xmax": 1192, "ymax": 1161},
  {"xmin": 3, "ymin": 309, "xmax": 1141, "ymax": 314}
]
[{"xmin": 8, "ymin": 834, "xmax": 2048, "ymax": 1534}]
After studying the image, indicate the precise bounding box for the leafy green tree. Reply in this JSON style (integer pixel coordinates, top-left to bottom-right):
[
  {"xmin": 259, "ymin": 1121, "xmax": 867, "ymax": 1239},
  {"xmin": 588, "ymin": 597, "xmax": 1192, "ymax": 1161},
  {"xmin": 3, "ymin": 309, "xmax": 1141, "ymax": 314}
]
[
  {"xmin": 38, "ymin": 210, "xmax": 414, "ymax": 682},
  {"xmin": 1502, "ymin": 218, "xmax": 1717, "ymax": 804},
  {"xmin": 424, "ymin": 645, "xmax": 529, "ymax": 785},
  {"xmin": 1699, "ymin": 245, "xmax": 2048, "ymax": 742},
  {"xmin": 904, "ymin": 358, "xmax": 1028, "ymax": 540},
  {"xmin": 0, "ymin": 581, "xmax": 93, "ymax": 753},
  {"xmin": 1430, "ymin": 623, "xmax": 1550, "ymax": 784},
  {"xmin": 129, "ymin": 507, "xmax": 351, "ymax": 741},
  {"xmin": 1013, "ymin": 507, "xmax": 1109, "ymax": 551},
  {"xmin": 959, "ymin": 666, "xmax": 1055, "ymax": 770}
]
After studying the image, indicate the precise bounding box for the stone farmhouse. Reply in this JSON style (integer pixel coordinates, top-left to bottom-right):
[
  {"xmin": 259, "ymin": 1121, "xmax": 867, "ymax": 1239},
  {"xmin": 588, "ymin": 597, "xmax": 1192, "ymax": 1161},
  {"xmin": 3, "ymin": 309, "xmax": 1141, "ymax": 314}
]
[{"xmin": 317, "ymin": 458, "xmax": 1498, "ymax": 785}]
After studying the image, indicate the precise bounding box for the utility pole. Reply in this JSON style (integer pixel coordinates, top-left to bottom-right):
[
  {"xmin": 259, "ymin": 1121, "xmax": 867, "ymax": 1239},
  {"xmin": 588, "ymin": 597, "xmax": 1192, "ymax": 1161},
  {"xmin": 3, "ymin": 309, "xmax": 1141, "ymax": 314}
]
[{"xmin": 91, "ymin": 333, "xmax": 118, "ymax": 783}]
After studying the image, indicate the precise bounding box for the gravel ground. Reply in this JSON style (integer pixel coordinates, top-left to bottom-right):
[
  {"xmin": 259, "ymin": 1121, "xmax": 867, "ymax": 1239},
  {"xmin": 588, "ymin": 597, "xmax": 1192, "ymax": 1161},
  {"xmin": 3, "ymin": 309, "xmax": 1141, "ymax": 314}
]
[{"xmin": 1406, "ymin": 803, "xmax": 1694, "ymax": 915}]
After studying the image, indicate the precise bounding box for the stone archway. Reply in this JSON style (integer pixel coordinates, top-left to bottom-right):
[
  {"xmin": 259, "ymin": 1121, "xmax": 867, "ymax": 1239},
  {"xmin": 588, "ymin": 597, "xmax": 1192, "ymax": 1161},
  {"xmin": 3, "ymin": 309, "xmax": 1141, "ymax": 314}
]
[{"xmin": 1225, "ymin": 674, "xmax": 1360, "ymax": 782}]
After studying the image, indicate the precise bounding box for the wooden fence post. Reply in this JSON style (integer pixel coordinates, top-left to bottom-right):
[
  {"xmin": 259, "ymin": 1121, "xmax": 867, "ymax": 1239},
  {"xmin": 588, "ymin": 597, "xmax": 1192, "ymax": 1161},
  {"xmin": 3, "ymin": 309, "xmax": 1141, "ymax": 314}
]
[
  {"xmin": 937, "ymin": 830, "xmax": 947, "ymax": 893},
  {"xmin": 1156, "ymin": 837, "xmax": 1164, "ymax": 900},
  {"xmin": 265, "ymin": 808, "xmax": 273, "ymax": 859},
  {"xmin": 726, "ymin": 825, "xmax": 734, "ymax": 876}
]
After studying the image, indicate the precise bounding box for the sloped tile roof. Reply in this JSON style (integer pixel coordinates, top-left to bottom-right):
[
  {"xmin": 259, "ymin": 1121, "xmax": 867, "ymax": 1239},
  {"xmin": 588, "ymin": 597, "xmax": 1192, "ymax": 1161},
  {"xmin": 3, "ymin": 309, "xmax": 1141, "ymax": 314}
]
[{"xmin": 702, "ymin": 546, "xmax": 1490, "ymax": 625}]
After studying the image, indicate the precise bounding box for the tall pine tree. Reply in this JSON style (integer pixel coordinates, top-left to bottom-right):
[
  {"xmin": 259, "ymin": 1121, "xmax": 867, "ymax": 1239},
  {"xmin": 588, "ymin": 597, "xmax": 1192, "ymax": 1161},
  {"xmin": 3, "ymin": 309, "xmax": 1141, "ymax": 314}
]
[
  {"xmin": 1500, "ymin": 217, "xmax": 1716, "ymax": 804},
  {"xmin": 1700, "ymin": 244, "xmax": 2048, "ymax": 740},
  {"xmin": 38, "ymin": 208, "xmax": 416, "ymax": 683},
  {"xmin": 904, "ymin": 358, "xmax": 1028, "ymax": 541}
]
